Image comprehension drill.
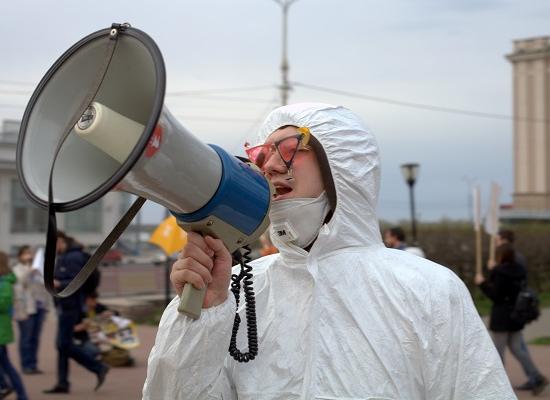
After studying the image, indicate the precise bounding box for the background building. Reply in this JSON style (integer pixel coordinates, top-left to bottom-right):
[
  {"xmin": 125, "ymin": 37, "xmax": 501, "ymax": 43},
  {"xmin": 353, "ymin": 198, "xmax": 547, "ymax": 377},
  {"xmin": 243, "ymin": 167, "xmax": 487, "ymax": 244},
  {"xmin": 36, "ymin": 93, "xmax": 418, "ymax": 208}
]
[
  {"xmin": 0, "ymin": 120, "xmax": 132, "ymax": 254},
  {"xmin": 504, "ymin": 36, "xmax": 550, "ymax": 221}
]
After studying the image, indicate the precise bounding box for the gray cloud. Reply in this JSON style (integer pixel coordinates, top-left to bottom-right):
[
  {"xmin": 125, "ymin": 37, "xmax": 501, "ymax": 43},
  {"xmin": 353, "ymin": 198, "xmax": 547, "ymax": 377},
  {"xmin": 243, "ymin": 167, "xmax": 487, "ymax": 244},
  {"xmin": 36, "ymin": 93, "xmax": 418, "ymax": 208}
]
[{"xmin": 1, "ymin": 0, "xmax": 548, "ymax": 223}]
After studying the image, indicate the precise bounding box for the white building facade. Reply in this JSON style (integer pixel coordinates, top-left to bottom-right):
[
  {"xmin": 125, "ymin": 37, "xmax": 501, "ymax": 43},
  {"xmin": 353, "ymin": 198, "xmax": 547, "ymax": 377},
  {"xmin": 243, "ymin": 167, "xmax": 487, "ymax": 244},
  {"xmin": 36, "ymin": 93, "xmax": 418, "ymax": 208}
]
[
  {"xmin": 505, "ymin": 36, "xmax": 550, "ymax": 221},
  {"xmin": 0, "ymin": 120, "xmax": 131, "ymax": 254}
]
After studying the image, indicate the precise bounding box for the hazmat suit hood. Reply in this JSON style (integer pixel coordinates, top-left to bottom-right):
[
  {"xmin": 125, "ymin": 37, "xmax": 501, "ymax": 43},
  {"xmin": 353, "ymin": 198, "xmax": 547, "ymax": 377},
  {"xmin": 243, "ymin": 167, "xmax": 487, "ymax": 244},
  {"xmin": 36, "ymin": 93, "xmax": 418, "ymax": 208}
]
[
  {"xmin": 256, "ymin": 103, "xmax": 383, "ymax": 255},
  {"xmin": 143, "ymin": 103, "xmax": 516, "ymax": 400}
]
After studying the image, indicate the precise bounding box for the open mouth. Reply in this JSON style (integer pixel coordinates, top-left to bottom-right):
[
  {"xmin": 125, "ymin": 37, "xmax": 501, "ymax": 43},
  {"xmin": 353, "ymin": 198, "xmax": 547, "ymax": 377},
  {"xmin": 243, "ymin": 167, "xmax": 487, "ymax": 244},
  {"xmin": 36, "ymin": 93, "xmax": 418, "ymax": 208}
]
[{"xmin": 273, "ymin": 186, "xmax": 293, "ymax": 199}]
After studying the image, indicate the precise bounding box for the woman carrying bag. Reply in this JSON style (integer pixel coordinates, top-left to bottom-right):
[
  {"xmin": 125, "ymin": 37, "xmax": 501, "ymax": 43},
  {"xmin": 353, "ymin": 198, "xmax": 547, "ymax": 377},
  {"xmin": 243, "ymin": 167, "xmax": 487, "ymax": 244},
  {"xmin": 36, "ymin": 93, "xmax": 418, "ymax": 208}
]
[{"xmin": 476, "ymin": 243, "xmax": 548, "ymax": 396}]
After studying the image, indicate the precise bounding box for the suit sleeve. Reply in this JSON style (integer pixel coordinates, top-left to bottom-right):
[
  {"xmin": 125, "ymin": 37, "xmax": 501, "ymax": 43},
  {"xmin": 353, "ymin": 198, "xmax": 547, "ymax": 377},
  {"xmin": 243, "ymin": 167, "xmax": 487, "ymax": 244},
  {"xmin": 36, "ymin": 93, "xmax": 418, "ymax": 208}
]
[{"xmin": 142, "ymin": 294, "xmax": 237, "ymax": 400}]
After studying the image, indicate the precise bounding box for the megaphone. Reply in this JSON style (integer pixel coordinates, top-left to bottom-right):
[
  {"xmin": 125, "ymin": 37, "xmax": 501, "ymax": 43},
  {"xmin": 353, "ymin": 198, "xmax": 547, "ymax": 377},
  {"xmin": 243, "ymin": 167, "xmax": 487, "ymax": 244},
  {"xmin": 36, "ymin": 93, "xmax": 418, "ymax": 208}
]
[{"xmin": 16, "ymin": 23, "xmax": 271, "ymax": 331}]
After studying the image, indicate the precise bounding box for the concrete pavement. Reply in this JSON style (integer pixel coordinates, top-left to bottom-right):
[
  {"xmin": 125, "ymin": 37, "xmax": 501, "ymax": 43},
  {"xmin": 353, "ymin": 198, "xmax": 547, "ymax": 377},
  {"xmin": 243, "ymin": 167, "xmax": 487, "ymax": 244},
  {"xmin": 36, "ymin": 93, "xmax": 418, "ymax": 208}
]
[
  {"xmin": 498, "ymin": 308, "xmax": 550, "ymax": 398},
  {"xmin": 7, "ymin": 314, "xmax": 156, "ymax": 400},
  {"xmin": 519, "ymin": 308, "xmax": 550, "ymax": 342}
]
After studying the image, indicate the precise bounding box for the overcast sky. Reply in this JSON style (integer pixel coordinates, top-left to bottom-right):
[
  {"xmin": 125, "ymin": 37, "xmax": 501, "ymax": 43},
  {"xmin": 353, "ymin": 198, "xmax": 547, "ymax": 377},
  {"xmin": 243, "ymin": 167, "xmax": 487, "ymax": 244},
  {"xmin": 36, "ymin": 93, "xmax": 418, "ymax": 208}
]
[{"xmin": 1, "ymin": 0, "xmax": 548, "ymax": 225}]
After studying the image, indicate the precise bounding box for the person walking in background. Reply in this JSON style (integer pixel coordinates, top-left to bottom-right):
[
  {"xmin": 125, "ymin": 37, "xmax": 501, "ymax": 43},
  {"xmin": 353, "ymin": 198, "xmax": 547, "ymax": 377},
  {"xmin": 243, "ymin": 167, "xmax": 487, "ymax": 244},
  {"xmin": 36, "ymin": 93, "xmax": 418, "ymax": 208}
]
[
  {"xmin": 13, "ymin": 245, "xmax": 49, "ymax": 375},
  {"xmin": 383, "ymin": 226, "xmax": 407, "ymax": 250},
  {"xmin": 383, "ymin": 226, "xmax": 425, "ymax": 258},
  {"xmin": 476, "ymin": 243, "xmax": 548, "ymax": 396},
  {"xmin": 497, "ymin": 229, "xmax": 527, "ymax": 272},
  {"xmin": 43, "ymin": 231, "xmax": 109, "ymax": 394},
  {"xmin": 0, "ymin": 251, "xmax": 28, "ymax": 400},
  {"xmin": 0, "ymin": 372, "xmax": 13, "ymax": 399},
  {"xmin": 495, "ymin": 227, "xmax": 533, "ymax": 392}
]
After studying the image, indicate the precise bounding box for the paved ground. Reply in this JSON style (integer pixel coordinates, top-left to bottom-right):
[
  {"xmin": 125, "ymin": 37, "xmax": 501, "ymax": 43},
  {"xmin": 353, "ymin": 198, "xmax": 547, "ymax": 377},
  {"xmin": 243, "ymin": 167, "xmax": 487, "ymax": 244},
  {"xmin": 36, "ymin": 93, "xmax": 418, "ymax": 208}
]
[
  {"xmin": 520, "ymin": 308, "xmax": 550, "ymax": 342},
  {"xmin": 507, "ymin": 345, "xmax": 550, "ymax": 399},
  {"xmin": 7, "ymin": 314, "xmax": 156, "ymax": 400},
  {"xmin": 4, "ymin": 303, "xmax": 550, "ymax": 399},
  {"xmin": 502, "ymin": 308, "xmax": 550, "ymax": 399}
]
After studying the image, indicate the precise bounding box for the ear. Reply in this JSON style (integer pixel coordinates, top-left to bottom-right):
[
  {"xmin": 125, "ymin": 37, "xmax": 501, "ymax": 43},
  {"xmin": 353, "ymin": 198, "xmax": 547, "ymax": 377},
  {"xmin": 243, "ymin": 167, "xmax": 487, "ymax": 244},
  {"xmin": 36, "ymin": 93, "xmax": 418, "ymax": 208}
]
[{"xmin": 309, "ymin": 135, "xmax": 337, "ymax": 212}]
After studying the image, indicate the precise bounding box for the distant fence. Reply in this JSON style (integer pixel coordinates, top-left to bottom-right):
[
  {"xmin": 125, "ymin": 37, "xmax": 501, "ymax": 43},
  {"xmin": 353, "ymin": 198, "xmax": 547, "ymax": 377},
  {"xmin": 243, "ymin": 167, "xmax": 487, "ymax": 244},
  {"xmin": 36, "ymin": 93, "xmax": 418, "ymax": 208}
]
[
  {"xmin": 98, "ymin": 263, "xmax": 170, "ymax": 297},
  {"xmin": 403, "ymin": 221, "xmax": 550, "ymax": 292},
  {"xmin": 98, "ymin": 224, "xmax": 550, "ymax": 296}
]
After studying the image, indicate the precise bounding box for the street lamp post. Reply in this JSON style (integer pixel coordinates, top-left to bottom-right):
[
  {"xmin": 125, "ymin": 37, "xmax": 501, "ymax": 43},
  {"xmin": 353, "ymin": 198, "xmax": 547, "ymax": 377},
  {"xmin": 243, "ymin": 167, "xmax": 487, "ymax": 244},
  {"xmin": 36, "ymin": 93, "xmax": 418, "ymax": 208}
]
[
  {"xmin": 272, "ymin": 0, "xmax": 299, "ymax": 105},
  {"xmin": 400, "ymin": 163, "xmax": 420, "ymax": 244}
]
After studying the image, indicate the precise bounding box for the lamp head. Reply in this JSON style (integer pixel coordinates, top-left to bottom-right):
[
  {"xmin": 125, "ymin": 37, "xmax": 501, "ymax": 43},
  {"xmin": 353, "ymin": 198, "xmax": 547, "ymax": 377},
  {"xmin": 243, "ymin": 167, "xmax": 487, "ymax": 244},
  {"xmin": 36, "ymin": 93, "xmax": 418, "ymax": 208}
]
[{"xmin": 400, "ymin": 163, "xmax": 420, "ymax": 186}]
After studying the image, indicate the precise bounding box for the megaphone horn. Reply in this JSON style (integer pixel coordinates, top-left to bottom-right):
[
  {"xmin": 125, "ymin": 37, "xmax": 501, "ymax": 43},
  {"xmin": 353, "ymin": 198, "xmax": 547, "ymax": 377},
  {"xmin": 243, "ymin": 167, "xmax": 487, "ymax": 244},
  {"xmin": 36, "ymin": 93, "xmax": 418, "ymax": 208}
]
[{"xmin": 16, "ymin": 22, "xmax": 272, "ymax": 341}]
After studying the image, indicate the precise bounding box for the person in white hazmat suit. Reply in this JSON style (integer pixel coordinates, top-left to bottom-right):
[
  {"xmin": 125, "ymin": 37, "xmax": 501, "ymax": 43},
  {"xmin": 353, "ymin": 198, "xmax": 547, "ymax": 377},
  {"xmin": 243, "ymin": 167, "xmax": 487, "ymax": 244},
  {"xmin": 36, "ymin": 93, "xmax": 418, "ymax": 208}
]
[{"xmin": 143, "ymin": 103, "xmax": 516, "ymax": 400}]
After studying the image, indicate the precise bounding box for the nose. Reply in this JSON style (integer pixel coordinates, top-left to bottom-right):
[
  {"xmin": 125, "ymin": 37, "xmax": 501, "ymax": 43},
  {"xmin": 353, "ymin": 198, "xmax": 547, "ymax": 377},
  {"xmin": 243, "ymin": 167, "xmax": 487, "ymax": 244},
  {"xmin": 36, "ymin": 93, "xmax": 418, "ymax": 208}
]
[{"xmin": 262, "ymin": 149, "xmax": 287, "ymax": 177}]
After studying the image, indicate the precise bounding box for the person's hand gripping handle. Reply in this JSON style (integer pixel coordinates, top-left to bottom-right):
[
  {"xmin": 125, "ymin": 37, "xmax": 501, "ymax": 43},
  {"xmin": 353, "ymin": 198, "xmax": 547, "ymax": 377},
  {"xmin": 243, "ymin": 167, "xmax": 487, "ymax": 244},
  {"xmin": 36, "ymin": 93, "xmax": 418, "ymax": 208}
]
[{"xmin": 172, "ymin": 232, "xmax": 233, "ymax": 319}]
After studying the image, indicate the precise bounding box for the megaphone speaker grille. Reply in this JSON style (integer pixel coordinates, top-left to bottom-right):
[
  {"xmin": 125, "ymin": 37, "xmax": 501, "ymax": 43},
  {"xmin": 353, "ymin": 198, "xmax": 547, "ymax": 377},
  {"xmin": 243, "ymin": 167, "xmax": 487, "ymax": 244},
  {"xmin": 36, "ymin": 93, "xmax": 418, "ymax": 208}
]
[{"xmin": 16, "ymin": 27, "xmax": 166, "ymax": 212}]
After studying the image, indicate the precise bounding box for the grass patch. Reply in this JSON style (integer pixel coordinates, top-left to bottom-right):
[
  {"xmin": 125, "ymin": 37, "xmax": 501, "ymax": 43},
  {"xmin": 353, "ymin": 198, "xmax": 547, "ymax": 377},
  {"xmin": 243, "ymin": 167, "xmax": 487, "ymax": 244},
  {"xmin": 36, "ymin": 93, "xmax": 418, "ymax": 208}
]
[
  {"xmin": 538, "ymin": 292, "xmax": 550, "ymax": 308},
  {"xmin": 473, "ymin": 290, "xmax": 550, "ymax": 317},
  {"xmin": 472, "ymin": 291, "xmax": 492, "ymax": 316},
  {"xmin": 529, "ymin": 337, "xmax": 550, "ymax": 346}
]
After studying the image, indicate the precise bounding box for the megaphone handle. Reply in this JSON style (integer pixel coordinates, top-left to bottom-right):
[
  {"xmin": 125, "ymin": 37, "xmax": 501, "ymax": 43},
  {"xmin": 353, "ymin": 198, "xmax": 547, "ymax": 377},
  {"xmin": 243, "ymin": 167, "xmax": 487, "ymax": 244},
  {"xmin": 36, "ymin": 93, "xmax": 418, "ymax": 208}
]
[
  {"xmin": 177, "ymin": 284, "xmax": 207, "ymax": 319},
  {"xmin": 172, "ymin": 221, "xmax": 234, "ymax": 320}
]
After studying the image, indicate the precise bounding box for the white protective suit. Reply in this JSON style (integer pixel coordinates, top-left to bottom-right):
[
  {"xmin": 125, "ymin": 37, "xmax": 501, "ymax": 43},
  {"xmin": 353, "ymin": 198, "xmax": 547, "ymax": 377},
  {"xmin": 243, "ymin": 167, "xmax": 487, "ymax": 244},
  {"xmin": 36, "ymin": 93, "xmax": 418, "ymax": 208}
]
[{"xmin": 143, "ymin": 103, "xmax": 516, "ymax": 400}]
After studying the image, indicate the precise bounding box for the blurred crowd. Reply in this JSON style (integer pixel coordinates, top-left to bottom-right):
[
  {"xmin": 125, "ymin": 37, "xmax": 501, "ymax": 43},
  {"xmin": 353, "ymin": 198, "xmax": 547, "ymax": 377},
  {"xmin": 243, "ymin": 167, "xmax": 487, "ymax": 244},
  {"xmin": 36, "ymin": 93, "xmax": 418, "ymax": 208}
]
[{"xmin": 0, "ymin": 231, "xmax": 138, "ymax": 399}]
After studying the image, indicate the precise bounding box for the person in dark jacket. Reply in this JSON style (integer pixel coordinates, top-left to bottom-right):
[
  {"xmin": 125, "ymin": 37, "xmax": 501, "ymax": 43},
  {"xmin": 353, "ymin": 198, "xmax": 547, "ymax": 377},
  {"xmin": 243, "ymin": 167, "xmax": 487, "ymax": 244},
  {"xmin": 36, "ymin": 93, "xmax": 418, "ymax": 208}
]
[
  {"xmin": 43, "ymin": 231, "xmax": 109, "ymax": 394},
  {"xmin": 475, "ymin": 243, "xmax": 548, "ymax": 395}
]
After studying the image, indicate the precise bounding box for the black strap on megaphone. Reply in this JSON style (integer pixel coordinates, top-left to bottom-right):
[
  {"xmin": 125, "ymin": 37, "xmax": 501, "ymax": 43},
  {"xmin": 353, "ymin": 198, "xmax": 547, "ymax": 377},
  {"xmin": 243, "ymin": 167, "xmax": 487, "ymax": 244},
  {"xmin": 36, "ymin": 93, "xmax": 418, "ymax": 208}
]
[
  {"xmin": 43, "ymin": 23, "xmax": 145, "ymax": 298},
  {"xmin": 44, "ymin": 197, "xmax": 145, "ymax": 298}
]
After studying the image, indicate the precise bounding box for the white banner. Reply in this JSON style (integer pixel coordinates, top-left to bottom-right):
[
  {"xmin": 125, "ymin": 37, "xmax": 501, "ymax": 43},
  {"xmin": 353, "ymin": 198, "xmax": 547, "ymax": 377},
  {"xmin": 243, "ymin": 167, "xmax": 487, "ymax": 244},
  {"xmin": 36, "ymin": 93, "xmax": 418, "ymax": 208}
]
[
  {"xmin": 484, "ymin": 182, "xmax": 501, "ymax": 236},
  {"xmin": 31, "ymin": 247, "xmax": 45, "ymax": 277}
]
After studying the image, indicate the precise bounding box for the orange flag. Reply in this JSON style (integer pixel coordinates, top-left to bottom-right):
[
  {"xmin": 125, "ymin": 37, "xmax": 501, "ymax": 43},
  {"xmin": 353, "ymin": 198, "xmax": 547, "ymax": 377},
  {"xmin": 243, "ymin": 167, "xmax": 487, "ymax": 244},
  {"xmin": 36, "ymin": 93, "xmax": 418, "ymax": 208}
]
[{"xmin": 149, "ymin": 216, "xmax": 187, "ymax": 256}]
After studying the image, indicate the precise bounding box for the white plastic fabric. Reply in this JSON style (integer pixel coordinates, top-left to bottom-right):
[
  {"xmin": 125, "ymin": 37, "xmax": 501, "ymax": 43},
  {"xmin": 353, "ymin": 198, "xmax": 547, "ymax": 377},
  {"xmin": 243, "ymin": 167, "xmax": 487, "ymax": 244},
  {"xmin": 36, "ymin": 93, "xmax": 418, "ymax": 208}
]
[
  {"xmin": 405, "ymin": 246, "xmax": 426, "ymax": 258},
  {"xmin": 143, "ymin": 103, "xmax": 516, "ymax": 399}
]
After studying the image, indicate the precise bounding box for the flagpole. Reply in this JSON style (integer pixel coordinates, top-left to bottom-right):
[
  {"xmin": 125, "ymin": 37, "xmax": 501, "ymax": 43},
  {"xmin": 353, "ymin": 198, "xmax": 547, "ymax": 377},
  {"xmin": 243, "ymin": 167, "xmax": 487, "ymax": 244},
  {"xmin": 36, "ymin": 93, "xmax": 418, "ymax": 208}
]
[
  {"xmin": 472, "ymin": 185, "xmax": 482, "ymax": 276},
  {"xmin": 149, "ymin": 214, "xmax": 188, "ymax": 308},
  {"xmin": 164, "ymin": 256, "xmax": 172, "ymax": 307},
  {"xmin": 476, "ymin": 230, "xmax": 482, "ymax": 275},
  {"xmin": 163, "ymin": 209, "xmax": 172, "ymax": 307},
  {"xmin": 484, "ymin": 182, "xmax": 501, "ymax": 268},
  {"xmin": 488, "ymin": 234, "xmax": 496, "ymax": 266}
]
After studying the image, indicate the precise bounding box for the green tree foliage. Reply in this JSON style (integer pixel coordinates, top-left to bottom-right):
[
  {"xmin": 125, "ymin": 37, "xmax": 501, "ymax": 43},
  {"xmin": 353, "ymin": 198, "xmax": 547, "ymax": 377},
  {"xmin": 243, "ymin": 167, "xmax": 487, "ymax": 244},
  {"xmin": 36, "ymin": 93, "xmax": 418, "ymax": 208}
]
[{"xmin": 381, "ymin": 221, "xmax": 550, "ymax": 293}]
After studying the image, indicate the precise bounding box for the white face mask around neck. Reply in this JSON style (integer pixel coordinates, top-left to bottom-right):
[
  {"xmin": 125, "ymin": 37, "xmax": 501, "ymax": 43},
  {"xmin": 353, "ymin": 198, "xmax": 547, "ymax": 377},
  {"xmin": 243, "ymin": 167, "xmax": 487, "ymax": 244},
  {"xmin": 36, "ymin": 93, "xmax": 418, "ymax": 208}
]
[{"xmin": 269, "ymin": 191, "xmax": 331, "ymax": 249}]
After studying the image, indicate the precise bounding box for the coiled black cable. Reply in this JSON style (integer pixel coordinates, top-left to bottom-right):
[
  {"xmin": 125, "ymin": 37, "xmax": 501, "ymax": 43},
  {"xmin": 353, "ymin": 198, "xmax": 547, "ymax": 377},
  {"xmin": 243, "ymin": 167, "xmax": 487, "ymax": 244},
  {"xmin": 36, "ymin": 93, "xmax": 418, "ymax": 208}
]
[{"xmin": 228, "ymin": 245, "xmax": 258, "ymax": 362}]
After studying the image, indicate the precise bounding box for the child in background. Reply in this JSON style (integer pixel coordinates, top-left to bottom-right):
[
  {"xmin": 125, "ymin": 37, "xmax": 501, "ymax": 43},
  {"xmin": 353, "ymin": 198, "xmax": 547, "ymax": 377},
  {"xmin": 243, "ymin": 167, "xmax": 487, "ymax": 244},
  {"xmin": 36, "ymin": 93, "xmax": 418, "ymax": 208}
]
[{"xmin": 74, "ymin": 292, "xmax": 137, "ymax": 367}]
